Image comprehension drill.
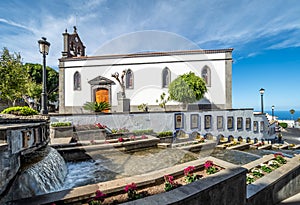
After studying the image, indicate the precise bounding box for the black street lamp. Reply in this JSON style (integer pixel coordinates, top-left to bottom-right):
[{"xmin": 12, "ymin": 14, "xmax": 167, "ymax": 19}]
[
  {"xmin": 38, "ymin": 37, "xmax": 50, "ymax": 114},
  {"xmin": 272, "ymin": 105, "xmax": 275, "ymax": 120},
  {"xmin": 259, "ymin": 88, "xmax": 265, "ymax": 114}
]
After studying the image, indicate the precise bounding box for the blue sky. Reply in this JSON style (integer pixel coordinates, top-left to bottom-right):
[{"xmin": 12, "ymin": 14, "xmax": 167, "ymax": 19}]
[{"xmin": 0, "ymin": 0, "xmax": 299, "ymax": 111}]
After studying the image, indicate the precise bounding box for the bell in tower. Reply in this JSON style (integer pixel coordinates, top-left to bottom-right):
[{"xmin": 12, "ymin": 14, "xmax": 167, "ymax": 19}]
[{"xmin": 62, "ymin": 26, "xmax": 86, "ymax": 58}]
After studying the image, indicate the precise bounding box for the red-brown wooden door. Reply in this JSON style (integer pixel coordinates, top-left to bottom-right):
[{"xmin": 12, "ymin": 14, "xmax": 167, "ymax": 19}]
[{"xmin": 95, "ymin": 88, "xmax": 109, "ymax": 112}]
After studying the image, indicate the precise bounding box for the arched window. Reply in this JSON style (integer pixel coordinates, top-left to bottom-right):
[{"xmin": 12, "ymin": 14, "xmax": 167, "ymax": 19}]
[
  {"xmin": 126, "ymin": 69, "xmax": 134, "ymax": 89},
  {"xmin": 74, "ymin": 71, "xmax": 81, "ymax": 90},
  {"xmin": 162, "ymin": 67, "xmax": 171, "ymax": 88},
  {"xmin": 201, "ymin": 66, "xmax": 211, "ymax": 86}
]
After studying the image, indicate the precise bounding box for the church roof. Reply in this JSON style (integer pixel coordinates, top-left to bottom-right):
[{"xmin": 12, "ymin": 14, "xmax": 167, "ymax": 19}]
[
  {"xmin": 59, "ymin": 48, "xmax": 233, "ymax": 62},
  {"xmin": 88, "ymin": 76, "xmax": 116, "ymax": 85}
]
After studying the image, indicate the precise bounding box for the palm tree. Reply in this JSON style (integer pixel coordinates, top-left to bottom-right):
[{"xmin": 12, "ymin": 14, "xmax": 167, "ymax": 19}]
[{"xmin": 289, "ymin": 109, "xmax": 295, "ymax": 120}]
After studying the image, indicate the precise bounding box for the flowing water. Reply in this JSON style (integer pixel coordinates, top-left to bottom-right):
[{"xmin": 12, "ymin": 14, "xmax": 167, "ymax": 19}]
[
  {"xmin": 210, "ymin": 149, "xmax": 261, "ymax": 165},
  {"xmin": 8, "ymin": 147, "xmax": 67, "ymax": 201},
  {"xmin": 6, "ymin": 144, "xmax": 299, "ymax": 203},
  {"xmin": 61, "ymin": 147, "xmax": 198, "ymax": 190}
]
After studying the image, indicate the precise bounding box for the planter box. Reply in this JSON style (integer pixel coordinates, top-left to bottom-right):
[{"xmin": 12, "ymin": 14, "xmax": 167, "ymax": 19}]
[
  {"xmin": 73, "ymin": 129, "xmax": 106, "ymax": 141},
  {"xmin": 106, "ymin": 132, "xmax": 135, "ymax": 140},
  {"xmin": 158, "ymin": 136, "xmax": 173, "ymax": 143},
  {"xmin": 227, "ymin": 143, "xmax": 251, "ymax": 150},
  {"xmin": 50, "ymin": 126, "xmax": 73, "ymax": 144},
  {"xmin": 246, "ymin": 155, "xmax": 300, "ymax": 205}
]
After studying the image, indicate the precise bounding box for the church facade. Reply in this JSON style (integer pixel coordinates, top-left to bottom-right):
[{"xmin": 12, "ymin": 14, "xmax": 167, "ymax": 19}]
[{"xmin": 58, "ymin": 28, "xmax": 233, "ymax": 114}]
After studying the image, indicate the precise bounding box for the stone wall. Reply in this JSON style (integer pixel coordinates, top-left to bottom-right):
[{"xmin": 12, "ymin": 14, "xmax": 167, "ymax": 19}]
[
  {"xmin": 0, "ymin": 144, "xmax": 20, "ymax": 197},
  {"xmin": 246, "ymin": 156, "xmax": 300, "ymax": 205},
  {"xmin": 0, "ymin": 116, "xmax": 50, "ymax": 197},
  {"xmin": 50, "ymin": 109, "xmax": 273, "ymax": 141},
  {"xmin": 124, "ymin": 165, "xmax": 246, "ymax": 205}
]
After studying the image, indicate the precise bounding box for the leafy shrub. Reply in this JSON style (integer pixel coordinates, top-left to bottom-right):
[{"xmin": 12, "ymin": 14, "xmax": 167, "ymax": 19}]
[
  {"xmin": 261, "ymin": 165, "xmax": 272, "ymax": 173},
  {"xmin": 83, "ymin": 101, "xmax": 111, "ymax": 112},
  {"xmin": 111, "ymin": 127, "xmax": 130, "ymax": 133},
  {"xmin": 50, "ymin": 122, "xmax": 72, "ymax": 127},
  {"xmin": 157, "ymin": 131, "xmax": 173, "ymax": 138},
  {"xmin": 132, "ymin": 129, "xmax": 153, "ymax": 135},
  {"xmin": 1, "ymin": 106, "xmax": 38, "ymax": 116},
  {"xmin": 274, "ymin": 152, "xmax": 287, "ymax": 164},
  {"xmin": 279, "ymin": 122, "xmax": 288, "ymax": 129},
  {"xmin": 137, "ymin": 103, "xmax": 149, "ymax": 112}
]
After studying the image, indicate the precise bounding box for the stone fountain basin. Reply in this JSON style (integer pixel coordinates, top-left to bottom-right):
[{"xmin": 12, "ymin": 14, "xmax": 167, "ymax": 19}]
[
  {"xmin": 10, "ymin": 157, "xmax": 246, "ymax": 205},
  {"xmin": 53, "ymin": 135, "xmax": 160, "ymax": 161}
]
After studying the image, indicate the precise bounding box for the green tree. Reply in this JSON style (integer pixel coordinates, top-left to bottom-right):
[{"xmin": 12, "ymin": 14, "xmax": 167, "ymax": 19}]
[
  {"xmin": 168, "ymin": 72, "xmax": 207, "ymax": 107},
  {"xmin": 290, "ymin": 109, "xmax": 295, "ymax": 120},
  {"xmin": 156, "ymin": 92, "xmax": 170, "ymax": 111},
  {"xmin": 0, "ymin": 48, "xmax": 28, "ymax": 106},
  {"xmin": 25, "ymin": 63, "xmax": 59, "ymax": 103},
  {"xmin": 0, "ymin": 48, "xmax": 58, "ymax": 110}
]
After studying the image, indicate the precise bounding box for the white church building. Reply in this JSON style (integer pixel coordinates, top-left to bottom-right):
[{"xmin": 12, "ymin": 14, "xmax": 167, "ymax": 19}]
[
  {"xmin": 58, "ymin": 27, "xmax": 233, "ymax": 113},
  {"xmin": 56, "ymin": 27, "xmax": 279, "ymax": 141}
]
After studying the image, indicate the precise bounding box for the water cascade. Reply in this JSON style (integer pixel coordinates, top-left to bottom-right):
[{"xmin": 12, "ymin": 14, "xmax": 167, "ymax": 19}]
[{"xmin": 9, "ymin": 147, "xmax": 67, "ymax": 200}]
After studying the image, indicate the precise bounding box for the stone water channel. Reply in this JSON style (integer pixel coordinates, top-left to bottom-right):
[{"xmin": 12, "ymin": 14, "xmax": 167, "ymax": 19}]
[
  {"xmin": 2, "ymin": 115, "xmax": 300, "ymax": 205},
  {"xmin": 62, "ymin": 147, "xmax": 198, "ymax": 190},
  {"xmin": 55, "ymin": 140, "xmax": 300, "ymax": 193}
]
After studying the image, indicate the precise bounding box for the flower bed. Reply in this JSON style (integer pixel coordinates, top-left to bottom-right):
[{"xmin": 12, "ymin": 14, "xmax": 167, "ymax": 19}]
[
  {"xmin": 246, "ymin": 152, "xmax": 287, "ymax": 184},
  {"xmin": 13, "ymin": 157, "xmax": 247, "ymax": 205},
  {"xmin": 85, "ymin": 160, "xmax": 222, "ymax": 205},
  {"xmin": 87, "ymin": 135, "xmax": 149, "ymax": 145}
]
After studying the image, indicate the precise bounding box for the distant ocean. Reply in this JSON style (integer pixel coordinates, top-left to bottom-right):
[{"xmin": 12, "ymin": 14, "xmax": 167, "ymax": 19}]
[{"xmin": 264, "ymin": 110, "xmax": 300, "ymax": 120}]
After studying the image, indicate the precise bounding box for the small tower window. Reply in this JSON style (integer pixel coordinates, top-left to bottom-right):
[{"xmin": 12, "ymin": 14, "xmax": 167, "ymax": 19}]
[
  {"xmin": 162, "ymin": 67, "xmax": 171, "ymax": 88},
  {"xmin": 201, "ymin": 66, "xmax": 211, "ymax": 86},
  {"xmin": 74, "ymin": 71, "xmax": 81, "ymax": 90},
  {"xmin": 126, "ymin": 69, "xmax": 134, "ymax": 89}
]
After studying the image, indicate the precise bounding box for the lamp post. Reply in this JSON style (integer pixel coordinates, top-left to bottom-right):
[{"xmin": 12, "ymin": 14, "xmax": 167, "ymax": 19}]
[
  {"xmin": 38, "ymin": 37, "xmax": 50, "ymax": 114},
  {"xmin": 259, "ymin": 88, "xmax": 265, "ymax": 114},
  {"xmin": 272, "ymin": 105, "xmax": 275, "ymax": 120}
]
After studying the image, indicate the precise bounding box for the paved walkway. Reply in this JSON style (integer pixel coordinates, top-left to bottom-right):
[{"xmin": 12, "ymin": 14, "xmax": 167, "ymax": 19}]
[
  {"xmin": 282, "ymin": 128, "xmax": 300, "ymax": 145},
  {"xmin": 277, "ymin": 192, "xmax": 300, "ymax": 204}
]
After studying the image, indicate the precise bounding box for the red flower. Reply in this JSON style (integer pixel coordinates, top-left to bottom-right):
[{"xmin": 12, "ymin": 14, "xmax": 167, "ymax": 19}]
[
  {"xmin": 164, "ymin": 175, "xmax": 174, "ymax": 184},
  {"xmin": 204, "ymin": 160, "xmax": 214, "ymax": 169},
  {"xmin": 95, "ymin": 123, "xmax": 107, "ymax": 129},
  {"xmin": 274, "ymin": 152, "xmax": 284, "ymax": 158},
  {"xmin": 141, "ymin": 135, "xmax": 148, "ymax": 139},
  {"xmin": 124, "ymin": 183, "xmax": 137, "ymax": 192},
  {"xmin": 118, "ymin": 137, "xmax": 124, "ymax": 142},
  {"xmin": 94, "ymin": 190, "xmax": 106, "ymax": 202},
  {"xmin": 184, "ymin": 166, "xmax": 195, "ymax": 176}
]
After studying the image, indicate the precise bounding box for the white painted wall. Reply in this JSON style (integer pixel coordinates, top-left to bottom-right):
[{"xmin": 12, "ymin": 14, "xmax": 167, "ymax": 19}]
[
  {"xmin": 63, "ymin": 52, "xmax": 228, "ymax": 108},
  {"xmin": 50, "ymin": 109, "xmax": 272, "ymax": 140}
]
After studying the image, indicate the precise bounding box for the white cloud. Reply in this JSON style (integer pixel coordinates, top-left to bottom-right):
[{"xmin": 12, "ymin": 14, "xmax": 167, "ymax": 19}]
[{"xmin": 1, "ymin": 0, "xmax": 300, "ymax": 67}]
